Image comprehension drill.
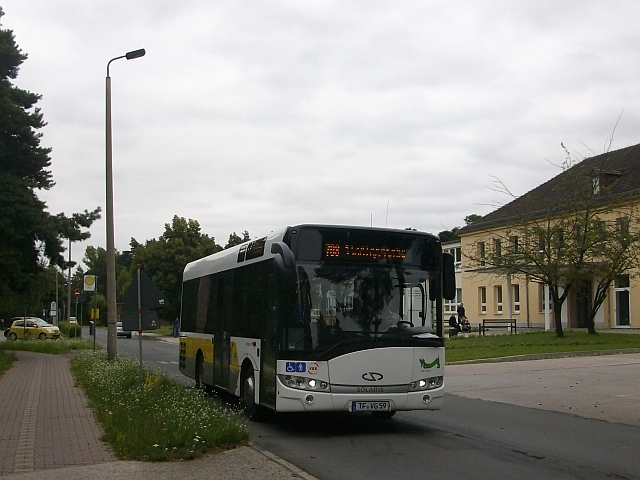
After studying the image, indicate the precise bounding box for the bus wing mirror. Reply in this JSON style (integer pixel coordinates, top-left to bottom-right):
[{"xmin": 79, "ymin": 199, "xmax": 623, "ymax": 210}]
[
  {"xmin": 442, "ymin": 252, "xmax": 456, "ymax": 300},
  {"xmin": 271, "ymin": 242, "xmax": 295, "ymax": 269},
  {"xmin": 271, "ymin": 241, "xmax": 296, "ymax": 299}
]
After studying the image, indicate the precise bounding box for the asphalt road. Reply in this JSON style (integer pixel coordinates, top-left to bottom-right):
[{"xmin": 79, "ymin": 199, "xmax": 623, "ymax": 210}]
[
  {"xmin": 249, "ymin": 395, "xmax": 640, "ymax": 480},
  {"xmin": 85, "ymin": 331, "xmax": 640, "ymax": 480},
  {"xmin": 87, "ymin": 327, "xmax": 185, "ymax": 384}
]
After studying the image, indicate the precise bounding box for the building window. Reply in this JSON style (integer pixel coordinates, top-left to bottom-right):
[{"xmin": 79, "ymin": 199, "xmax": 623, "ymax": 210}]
[
  {"xmin": 445, "ymin": 288, "xmax": 463, "ymax": 314},
  {"xmin": 444, "ymin": 297, "xmax": 455, "ymax": 314},
  {"xmin": 510, "ymin": 236, "xmax": 519, "ymax": 255},
  {"xmin": 538, "ymin": 234, "xmax": 546, "ymax": 254},
  {"xmin": 479, "ymin": 287, "xmax": 487, "ymax": 314},
  {"xmin": 493, "ymin": 238, "xmax": 501, "ymax": 258},
  {"xmin": 592, "ymin": 176, "xmax": 600, "ymax": 194},
  {"xmin": 495, "ymin": 285, "xmax": 503, "ymax": 314},
  {"xmin": 539, "ymin": 284, "xmax": 552, "ymax": 312},
  {"xmin": 618, "ymin": 217, "xmax": 630, "ymax": 247},
  {"xmin": 513, "ymin": 284, "xmax": 520, "ymax": 314},
  {"xmin": 554, "ymin": 228, "xmax": 564, "ymax": 250},
  {"xmin": 478, "ymin": 242, "xmax": 486, "ymax": 267},
  {"xmin": 614, "ymin": 275, "xmax": 630, "ymax": 327}
]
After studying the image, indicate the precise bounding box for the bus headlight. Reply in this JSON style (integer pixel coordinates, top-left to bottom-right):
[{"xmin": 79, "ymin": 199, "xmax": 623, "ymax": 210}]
[
  {"xmin": 278, "ymin": 375, "xmax": 331, "ymax": 392},
  {"xmin": 410, "ymin": 376, "xmax": 443, "ymax": 391}
]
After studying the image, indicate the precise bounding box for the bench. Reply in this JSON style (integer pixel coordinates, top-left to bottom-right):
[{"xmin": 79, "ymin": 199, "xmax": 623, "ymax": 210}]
[{"xmin": 480, "ymin": 318, "xmax": 516, "ymax": 335}]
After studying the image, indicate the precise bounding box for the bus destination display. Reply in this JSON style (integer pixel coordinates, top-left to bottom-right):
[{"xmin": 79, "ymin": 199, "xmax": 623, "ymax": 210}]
[{"xmin": 324, "ymin": 243, "xmax": 407, "ymax": 262}]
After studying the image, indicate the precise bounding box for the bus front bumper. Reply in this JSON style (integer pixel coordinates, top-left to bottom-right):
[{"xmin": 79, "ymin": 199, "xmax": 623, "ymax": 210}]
[{"xmin": 275, "ymin": 382, "xmax": 444, "ymax": 413}]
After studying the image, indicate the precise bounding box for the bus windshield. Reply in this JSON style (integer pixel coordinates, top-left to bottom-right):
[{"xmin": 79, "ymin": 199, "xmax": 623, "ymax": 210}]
[{"xmin": 280, "ymin": 262, "xmax": 435, "ymax": 354}]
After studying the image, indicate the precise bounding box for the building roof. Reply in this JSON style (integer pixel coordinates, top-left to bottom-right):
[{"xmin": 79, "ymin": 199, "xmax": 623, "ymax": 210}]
[{"xmin": 460, "ymin": 143, "xmax": 640, "ymax": 235}]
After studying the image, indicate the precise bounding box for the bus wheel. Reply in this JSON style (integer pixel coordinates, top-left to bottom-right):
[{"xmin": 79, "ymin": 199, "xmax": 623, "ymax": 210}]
[
  {"xmin": 241, "ymin": 366, "xmax": 265, "ymax": 421},
  {"xmin": 372, "ymin": 410, "xmax": 396, "ymax": 419},
  {"xmin": 195, "ymin": 352, "xmax": 205, "ymax": 389}
]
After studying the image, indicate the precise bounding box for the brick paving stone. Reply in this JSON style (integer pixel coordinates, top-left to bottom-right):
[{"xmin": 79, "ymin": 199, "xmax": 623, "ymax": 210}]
[
  {"xmin": 0, "ymin": 351, "xmax": 116, "ymax": 476},
  {"xmin": 0, "ymin": 351, "xmax": 309, "ymax": 480}
]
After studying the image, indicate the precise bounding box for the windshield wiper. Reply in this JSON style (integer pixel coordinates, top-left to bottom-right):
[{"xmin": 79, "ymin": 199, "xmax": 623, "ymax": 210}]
[{"xmin": 315, "ymin": 332, "xmax": 371, "ymax": 358}]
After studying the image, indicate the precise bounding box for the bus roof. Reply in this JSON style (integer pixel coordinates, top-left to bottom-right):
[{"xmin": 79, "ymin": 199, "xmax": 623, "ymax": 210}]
[
  {"xmin": 182, "ymin": 224, "xmax": 440, "ymax": 281},
  {"xmin": 183, "ymin": 227, "xmax": 287, "ymax": 281}
]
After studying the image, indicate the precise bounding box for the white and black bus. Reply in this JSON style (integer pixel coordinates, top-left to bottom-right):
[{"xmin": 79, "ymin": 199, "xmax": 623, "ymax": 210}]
[{"xmin": 179, "ymin": 225, "xmax": 455, "ymax": 419}]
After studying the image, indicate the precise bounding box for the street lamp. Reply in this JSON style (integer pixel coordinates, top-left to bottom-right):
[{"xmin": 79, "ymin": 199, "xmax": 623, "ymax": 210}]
[{"xmin": 106, "ymin": 48, "xmax": 145, "ymax": 360}]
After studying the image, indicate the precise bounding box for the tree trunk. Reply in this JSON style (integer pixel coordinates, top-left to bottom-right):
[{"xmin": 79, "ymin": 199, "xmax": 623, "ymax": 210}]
[{"xmin": 553, "ymin": 300, "xmax": 564, "ymax": 337}]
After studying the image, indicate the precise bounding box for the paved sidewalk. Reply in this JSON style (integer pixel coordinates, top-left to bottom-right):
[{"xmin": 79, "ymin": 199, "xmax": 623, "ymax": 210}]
[
  {"xmin": 0, "ymin": 352, "xmax": 116, "ymax": 476},
  {"xmin": 0, "ymin": 351, "xmax": 312, "ymax": 479}
]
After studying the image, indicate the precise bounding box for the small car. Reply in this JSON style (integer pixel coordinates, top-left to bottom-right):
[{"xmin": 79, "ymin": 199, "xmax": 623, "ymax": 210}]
[
  {"xmin": 6, "ymin": 317, "xmax": 61, "ymax": 340},
  {"xmin": 116, "ymin": 321, "xmax": 132, "ymax": 339}
]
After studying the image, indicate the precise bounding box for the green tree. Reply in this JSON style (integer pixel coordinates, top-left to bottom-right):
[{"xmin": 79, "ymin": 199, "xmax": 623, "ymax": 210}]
[
  {"xmin": 225, "ymin": 230, "xmax": 251, "ymax": 249},
  {"xmin": 438, "ymin": 227, "xmax": 460, "ymax": 242},
  {"xmin": 0, "ymin": 9, "xmax": 100, "ymax": 311},
  {"xmin": 82, "ymin": 245, "xmax": 132, "ymax": 301},
  {"xmin": 438, "ymin": 214, "xmax": 482, "ymax": 242},
  {"xmin": 464, "ymin": 214, "xmax": 482, "ymax": 225},
  {"xmin": 131, "ymin": 216, "xmax": 222, "ymax": 320},
  {"xmin": 0, "ymin": 8, "xmax": 61, "ymax": 296}
]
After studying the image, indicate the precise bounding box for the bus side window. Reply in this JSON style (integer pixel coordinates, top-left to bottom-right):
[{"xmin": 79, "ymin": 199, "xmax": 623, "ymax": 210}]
[
  {"xmin": 195, "ymin": 276, "xmax": 210, "ymax": 333},
  {"xmin": 181, "ymin": 279, "xmax": 199, "ymax": 333},
  {"xmin": 205, "ymin": 276, "xmax": 218, "ymax": 334}
]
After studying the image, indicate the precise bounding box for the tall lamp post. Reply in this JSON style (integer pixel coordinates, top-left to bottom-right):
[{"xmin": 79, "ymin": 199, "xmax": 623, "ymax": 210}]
[{"xmin": 106, "ymin": 48, "xmax": 145, "ymax": 360}]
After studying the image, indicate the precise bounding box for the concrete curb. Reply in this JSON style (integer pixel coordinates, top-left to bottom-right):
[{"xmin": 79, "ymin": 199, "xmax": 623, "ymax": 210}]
[{"xmin": 251, "ymin": 443, "xmax": 320, "ymax": 480}]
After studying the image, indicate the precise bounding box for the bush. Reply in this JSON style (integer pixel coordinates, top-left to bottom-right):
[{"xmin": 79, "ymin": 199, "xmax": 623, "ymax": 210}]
[
  {"xmin": 58, "ymin": 321, "xmax": 81, "ymax": 338},
  {"xmin": 71, "ymin": 352, "xmax": 249, "ymax": 461}
]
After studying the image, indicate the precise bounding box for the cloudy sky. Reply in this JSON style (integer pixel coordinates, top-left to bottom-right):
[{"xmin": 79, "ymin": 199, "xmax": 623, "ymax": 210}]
[{"xmin": 3, "ymin": 1, "xmax": 640, "ymax": 264}]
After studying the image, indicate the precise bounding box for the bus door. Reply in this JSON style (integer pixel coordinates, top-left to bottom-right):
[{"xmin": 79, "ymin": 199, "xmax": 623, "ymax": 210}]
[
  {"xmin": 404, "ymin": 283, "xmax": 427, "ymax": 326},
  {"xmin": 260, "ymin": 264, "xmax": 278, "ymax": 409},
  {"xmin": 214, "ymin": 272, "xmax": 233, "ymax": 390}
]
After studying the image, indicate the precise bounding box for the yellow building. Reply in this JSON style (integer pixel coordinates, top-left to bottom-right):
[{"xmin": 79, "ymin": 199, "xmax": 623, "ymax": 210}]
[{"xmin": 458, "ymin": 144, "xmax": 640, "ymax": 331}]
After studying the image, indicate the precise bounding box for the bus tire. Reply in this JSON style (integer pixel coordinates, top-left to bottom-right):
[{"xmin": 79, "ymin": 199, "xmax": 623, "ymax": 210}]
[
  {"xmin": 195, "ymin": 352, "xmax": 205, "ymax": 389},
  {"xmin": 241, "ymin": 365, "xmax": 265, "ymax": 421}
]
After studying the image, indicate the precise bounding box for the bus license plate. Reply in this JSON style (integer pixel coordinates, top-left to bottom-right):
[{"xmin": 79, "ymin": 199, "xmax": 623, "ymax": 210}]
[{"xmin": 351, "ymin": 401, "xmax": 390, "ymax": 412}]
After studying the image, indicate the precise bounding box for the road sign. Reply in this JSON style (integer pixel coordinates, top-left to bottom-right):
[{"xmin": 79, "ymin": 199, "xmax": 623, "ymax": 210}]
[
  {"xmin": 50, "ymin": 301, "xmax": 57, "ymax": 312},
  {"xmin": 83, "ymin": 275, "xmax": 96, "ymax": 292},
  {"xmin": 74, "ymin": 288, "xmax": 80, "ymax": 299}
]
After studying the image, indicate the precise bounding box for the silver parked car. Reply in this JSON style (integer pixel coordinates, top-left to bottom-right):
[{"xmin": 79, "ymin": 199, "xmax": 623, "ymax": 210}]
[{"xmin": 116, "ymin": 321, "xmax": 132, "ymax": 338}]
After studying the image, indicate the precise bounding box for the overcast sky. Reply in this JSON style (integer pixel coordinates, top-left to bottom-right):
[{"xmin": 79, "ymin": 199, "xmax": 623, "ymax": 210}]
[{"xmin": 3, "ymin": 1, "xmax": 640, "ymax": 265}]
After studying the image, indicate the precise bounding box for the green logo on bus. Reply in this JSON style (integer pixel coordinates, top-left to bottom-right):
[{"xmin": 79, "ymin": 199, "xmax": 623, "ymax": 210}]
[{"xmin": 419, "ymin": 357, "xmax": 440, "ymax": 369}]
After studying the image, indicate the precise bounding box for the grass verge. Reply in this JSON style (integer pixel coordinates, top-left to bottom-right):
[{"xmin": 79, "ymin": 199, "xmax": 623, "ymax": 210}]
[
  {"xmin": 0, "ymin": 337, "xmax": 98, "ymax": 354},
  {"xmin": 154, "ymin": 325, "xmax": 174, "ymax": 336},
  {"xmin": 0, "ymin": 350, "xmax": 16, "ymax": 378},
  {"xmin": 446, "ymin": 331, "xmax": 640, "ymax": 362},
  {"xmin": 71, "ymin": 351, "xmax": 249, "ymax": 461}
]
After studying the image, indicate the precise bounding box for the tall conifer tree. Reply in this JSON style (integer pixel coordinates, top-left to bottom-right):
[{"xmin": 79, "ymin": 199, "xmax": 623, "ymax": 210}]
[{"xmin": 0, "ymin": 8, "xmax": 99, "ymax": 300}]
